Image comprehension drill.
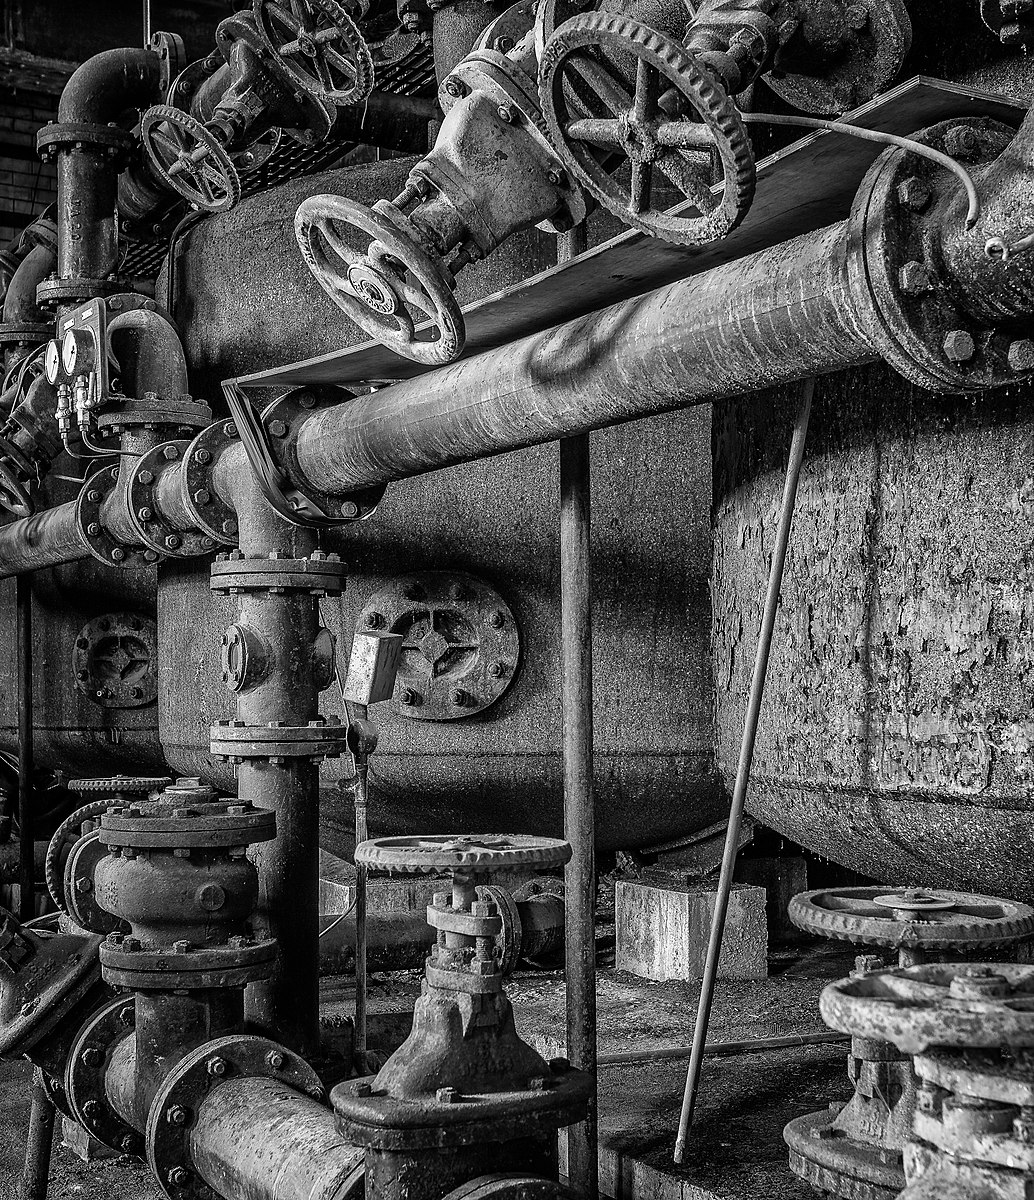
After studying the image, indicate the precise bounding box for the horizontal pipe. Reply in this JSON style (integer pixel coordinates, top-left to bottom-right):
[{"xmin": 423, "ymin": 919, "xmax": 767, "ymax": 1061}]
[
  {"xmin": 0, "ymin": 502, "xmax": 90, "ymax": 576},
  {"xmin": 293, "ymin": 220, "xmax": 873, "ymax": 495},
  {"xmin": 190, "ymin": 1076, "xmax": 363, "ymax": 1200},
  {"xmin": 599, "ymin": 1030, "xmax": 850, "ymax": 1067}
]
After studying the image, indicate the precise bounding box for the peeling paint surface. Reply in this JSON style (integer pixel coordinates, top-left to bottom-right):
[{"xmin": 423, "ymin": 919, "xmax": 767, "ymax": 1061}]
[{"xmin": 713, "ymin": 366, "xmax": 1034, "ymax": 899}]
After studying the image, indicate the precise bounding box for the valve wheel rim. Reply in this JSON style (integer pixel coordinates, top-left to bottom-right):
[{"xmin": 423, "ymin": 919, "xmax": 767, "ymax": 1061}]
[
  {"xmin": 140, "ymin": 104, "xmax": 242, "ymax": 213},
  {"xmin": 253, "ymin": 0, "xmax": 375, "ymax": 105},
  {"xmin": 295, "ymin": 193, "xmax": 465, "ymax": 365},
  {"xmin": 355, "ymin": 832, "xmax": 572, "ymax": 874},
  {"xmin": 539, "ymin": 12, "xmax": 755, "ymax": 245},
  {"xmin": 789, "ymin": 885, "xmax": 1034, "ymax": 949}
]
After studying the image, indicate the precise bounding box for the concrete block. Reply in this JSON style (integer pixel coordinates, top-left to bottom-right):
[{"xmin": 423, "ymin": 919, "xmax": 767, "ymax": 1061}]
[
  {"xmin": 62, "ymin": 1116, "xmax": 117, "ymax": 1161},
  {"xmin": 615, "ymin": 880, "xmax": 767, "ymax": 981}
]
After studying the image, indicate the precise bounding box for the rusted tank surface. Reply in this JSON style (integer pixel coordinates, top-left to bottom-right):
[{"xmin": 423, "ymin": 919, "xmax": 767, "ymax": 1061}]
[
  {"xmin": 713, "ymin": 366, "xmax": 1034, "ymax": 900},
  {"xmin": 160, "ymin": 158, "xmax": 721, "ymax": 853}
]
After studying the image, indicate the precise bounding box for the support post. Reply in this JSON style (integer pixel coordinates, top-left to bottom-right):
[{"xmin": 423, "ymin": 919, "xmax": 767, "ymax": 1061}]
[
  {"xmin": 558, "ymin": 220, "xmax": 597, "ymax": 1200},
  {"xmin": 21, "ymin": 1067, "xmax": 55, "ymax": 1200},
  {"xmin": 16, "ymin": 572, "xmax": 33, "ymax": 923}
]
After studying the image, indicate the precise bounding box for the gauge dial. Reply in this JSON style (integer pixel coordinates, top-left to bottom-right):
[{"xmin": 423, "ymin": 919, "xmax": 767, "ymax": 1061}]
[{"xmin": 44, "ymin": 339, "xmax": 61, "ymax": 384}]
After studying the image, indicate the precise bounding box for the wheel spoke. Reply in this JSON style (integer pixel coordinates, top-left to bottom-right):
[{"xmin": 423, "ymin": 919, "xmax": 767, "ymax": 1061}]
[
  {"xmin": 319, "ymin": 222, "xmax": 364, "ymax": 267},
  {"xmin": 325, "ymin": 46, "xmax": 358, "ymax": 78},
  {"xmin": 628, "ymin": 159, "xmax": 652, "ymax": 214},
  {"xmin": 289, "ymin": 0, "xmax": 313, "ymax": 31},
  {"xmin": 399, "ymin": 278, "xmax": 436, "ymax": 319},
  {"xmin": 656, "ymin": 120, "xmax": 718, "ymax": 151},
  {"xmin": 656, "ymin": 151, "xmax": 715, "ymax": 212},
  {"xmin": 565, "ymin": 117, "xmax": 624, "ymax": 148},
  {"xmin": 573, "ymin": 53, "xmax": 633, "ymax": 118},
  {"xmin": 631, "ymin": 56, "xmax": 658, "ymax": 125},
  {"xmin": 268, "ymin": 1, "xmax": 303, "ymax": 35}
]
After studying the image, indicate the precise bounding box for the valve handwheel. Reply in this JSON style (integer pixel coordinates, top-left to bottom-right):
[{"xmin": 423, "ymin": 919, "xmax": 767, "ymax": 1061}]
[
  {"xmin": 789, "ymin": 886, "xmax": 1034, "ymax": 954},
  {"xmin": 0, "ymin": 459, "xmax": 33, "ymax": 518},
  {"xmin": 253, "ymin": 0, "xmax": 374, "ymax": 105},
  {"xmin": 356, "ymin": 833, "xmax": 572, "ymax": 875},
  {"xmin": 296, "ymin": 193, "xmax": 465, "ymax": 365},
  {"xmin": 140, "ymin": 104, "xmax": 242, "ymax": 213},
  {"xmin": 539, "ymin": 13, "xmax": 755, "ymax": 245}
]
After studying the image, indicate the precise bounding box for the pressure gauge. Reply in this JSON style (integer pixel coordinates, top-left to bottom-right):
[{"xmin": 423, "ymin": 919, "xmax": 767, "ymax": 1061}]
[
  {"xmin": 61, "ymin": 328, "xmax": 82, "ymax": 377},
  {"xmin": 44, "ymin": 339, "xmax": 61, "ymax": 385}
]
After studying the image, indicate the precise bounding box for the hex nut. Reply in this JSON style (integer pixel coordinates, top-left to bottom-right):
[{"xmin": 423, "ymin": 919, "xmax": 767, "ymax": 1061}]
[
  {"xmin": 897, "ymin": 176, "xmax": 931, "ymax": 211},
  {"xmin": 206, "ymin": 1056, "xmax": 228, "ymax": 1077},
  {"xmin": 1008, "ymin": 339, "xmax": 1034, "ymax": 373},
  {"xmin": 943, "ymin": 329, "xmax": 976, "ymax": 363},
  {"xmin": 898, "ymin": 261, "xmax": 933, "ymax": 296},
  {"xmin": 166, "ymin": 1105, "xmax": 188, "ymax": 1126}
]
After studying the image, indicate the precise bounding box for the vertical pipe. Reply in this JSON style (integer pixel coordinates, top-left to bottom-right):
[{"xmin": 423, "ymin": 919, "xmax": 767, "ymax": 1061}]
[
  {"xmin": 16, "ymin": 572, "xmax": 34, "ymax": 924},
  {"xmin": 559, "ymin": 216, "xmax": 597, "ymax": 1200},
  {"xmin": 22, "ymin": 1067, "xmax": 55, "ymax": 1200},
  {"xmin": 673, "ymin": 377, "xmax": 815, "ymax": 1163},
  {"xmin": 353, "ymin": 755, "xmax": 369, "ymax": 1074}
]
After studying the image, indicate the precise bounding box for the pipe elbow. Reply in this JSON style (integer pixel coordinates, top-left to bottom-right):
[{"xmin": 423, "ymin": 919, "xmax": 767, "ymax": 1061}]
[
  {"xmin": 57, "ymin": 48, "xmax": 162, "ymax": 125},
  {"xmin": 106, "ymin": 308, "xmax": 189, "ymax": 399},
  {"xmin": 2, "ymin": 244, "xmax": 56, "ymax": 327}
]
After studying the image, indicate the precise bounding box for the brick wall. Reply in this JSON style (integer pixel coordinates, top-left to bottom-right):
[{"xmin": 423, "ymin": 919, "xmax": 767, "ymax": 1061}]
[{"xmin": 0, "ymin": 89, "xmax": 59, "ymax": 248}]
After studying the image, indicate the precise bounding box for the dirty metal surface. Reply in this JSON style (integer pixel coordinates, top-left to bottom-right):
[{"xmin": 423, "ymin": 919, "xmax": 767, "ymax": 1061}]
[{"xmin": 236, "ymin": 77, "xmax": 1027, "ymax": 389}]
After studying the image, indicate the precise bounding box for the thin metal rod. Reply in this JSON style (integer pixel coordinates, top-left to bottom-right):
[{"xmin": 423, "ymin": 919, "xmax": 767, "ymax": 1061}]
[
  {"xmin": 22, "ymin": 1067, "xmax": 55, "ymax": 1200},
  {"xmin": 142, "ymin": 0, "xmax": 152, "ymax": 45},
  {"xmin": 601, "ymin": 1030, "xmax": 848, "ymax": 1068},
  {"xmin": 673, "ymin": 377, "xmax": 815, "ymax": 1164},
  {"xmin": 354, "ymin": 757, "xmax": 369, "ymax": 1075},
  {"xmin": 16, "ymin": 572, "xmax": 34, "ymax": 923}
]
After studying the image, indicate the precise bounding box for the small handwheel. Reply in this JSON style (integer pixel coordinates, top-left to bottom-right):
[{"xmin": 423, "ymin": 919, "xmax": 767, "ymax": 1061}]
[
  {"xmin": 540, "ymin": 13, "xmax": 755, "ymax": 245},
  {"xmin": 140, "ymin": 104, "xmax": 242, "ymax": 213},
  {"xmin": 295, "ymin": 193, "xmax": 465, "ymax": 365},
  {"xmin": 789, "ymin": 886, "xmax": 1034, "ymax": 953},
  {"xmin": 355, "ymin": 834, "xmax": 572, "ymax": 875},
  {"xmin": 254, "ymin": 0, "xmax": 374, "ymax": 105},
  {"xmin": 0, "ymin": 459, "xmax": 33, "ymax": 518},
  {"xmin": 821, "ymin": 963, "xmax": 1034, "ymax": 1055}
]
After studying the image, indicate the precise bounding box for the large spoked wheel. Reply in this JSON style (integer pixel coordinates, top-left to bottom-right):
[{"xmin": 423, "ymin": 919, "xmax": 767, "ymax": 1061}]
[
  {"xmin": 539, "ymin": 13, "xmax": 755, "ymax": 245},
  {"xmin": 295, "ymin": 193, "xmax": 465, "ymax": 365},
  {"xmin": 355, "ymin": 834, "xmax": 572, "ymax": 875},
  {"xmin": 254, "ymin": 0, "xmax": 374, "ymax": 105},
  {"xmin": 140, "ymin": 104, "xmax": 241, "ymax": 213}
]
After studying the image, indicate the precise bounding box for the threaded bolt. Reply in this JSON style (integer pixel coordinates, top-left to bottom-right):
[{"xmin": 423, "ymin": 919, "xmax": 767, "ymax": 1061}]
[
  {"xmin": 488, "ymin": 609, "xmax": 505, "ymax": 629},
  {"xmin": 266, "ymin": 1051, "xmax": 285, "ymax": 1070},
  {"xmin": 898, "ymin": 261, "xmax": 932, "ymax": 296},
  {"xmin": 945, "ymin": 125, "xmax": 979, "ymax": 160},
  {"xmin": 497, "ymin": 104, "xmax": 515, "ymax": 123},
  {"xmin": 165, "ymin": 534, "xmax": 181, "ymax": 550},
  {"xmin": 400, "ymin": 688, "xmax": 420, "ymax": 706},
  {"xmin": 451, "ymin": 688, "xmax": 469, "ymax": 706},
  {"xmin": 366, "ymin": 611, "xmax": 385, "ymax": 629},
  {"xmin": 80, "ymin": 1046, "xmax": 102, "ymax": 1067},
  {"xmin": 166, "ymin": 1105, "xmax": 188, "ymax": 1126},
  {"xmin": 168, "ymin": 1167, "xmax": 190, "ymax": 1186},
  {"xmin": 443, "ymin": 77, "xmax": 465, "ymax": 98},
  {"xmin": 206, "ymin": 1056, "xmax": 228, "ymax": 1077},
  {"xmin": 897, "ymin": 176, "xmax": 931, "ymax": 211},
  {"xmin": 845, "ymin": 4, "xmax": 869, "ymax": 28},
  {"xmin": 436, "ymin": 1086, "xmax": 458, "ymax": 1103},
  {"xmin": 137, "ymin": 506, "xmax": 153, "ymax": 521}
]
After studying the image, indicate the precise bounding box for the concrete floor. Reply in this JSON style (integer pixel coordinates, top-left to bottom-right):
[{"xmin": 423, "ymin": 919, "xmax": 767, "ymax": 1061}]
[{"xmin": 1, "ymin": 942, "xmax": 854, "ymax": 1200}]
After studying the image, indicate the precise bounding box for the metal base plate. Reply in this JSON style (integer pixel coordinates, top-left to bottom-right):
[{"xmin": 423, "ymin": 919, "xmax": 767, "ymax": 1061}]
[{"xmin": 785, "ymin": 1109, "xmax": 904, "ymax": 1200}]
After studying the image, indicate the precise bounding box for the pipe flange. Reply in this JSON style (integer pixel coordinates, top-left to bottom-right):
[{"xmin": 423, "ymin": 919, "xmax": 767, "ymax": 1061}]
[
  {"xmin": 821, "ymin": 963, "xmax": 1034, "ymax": 1056},
  {"xmin": 356, "ymin": 834, "xmax": 571, "ymax": 876},
  {"xmin": 65, "ymin": 995, "xmax": 141, "ymax": 1156},
  {"xmin": 333, "ymin": 1061, "xmax": 590, "ymax": 1150},
  {"xmin": 65, "ymin": 830, "xmax": 126, "ymax": 935},
  {"xmin": 209, "ymin": 551, "xmax": 346, "ymax": 593},
  {"xmin": 36, "ymin": 120, "xmax": 136, "ymax": 160},
  {"xmin": 75, "ymin": 465, "xmax": 162, "ymax": 568},
  {"xmin": 784, "ymin": 1108, "xmax": 903, "ymax": 1200},
  {"xmin": 182, "ymin": 419, "xmax": 241, "ymax": 545},
  {"xmin": 149, "ymin": 30, "xmax": 187, "ymax": 94},
  {"xmin": 72, "ymin": 612, "xmax": 160, "ymax": 708},
  {"xmin": 0, "ymin": 322, "xmax": 51, "ymax": 347},
  {"xmin": 147, "ymin": 1033, "xmax": 324, "ymax": 1200},
  {"xmin": 0, "ymin": 920, "xmax": 104, "ymax": 1060},
  {"xmin": 100, "ymin": 934, "xmax": 278, "ymax": 990},
  {"xmin": 98, "ymin": 800, "xmax": 276, "ymax": 850},
  {"xmin": 848, "ymin": 116, "xmax": 1029, "ymax": 392},
  {"xmin": 127, "ymin": 440, "xmax": 219, "ymax": 558},
  {"xmin": 477, "ymin": 884, "xmax": 522, "ymax": 976},
  {"xmin": 258, "ymin": 387, "xmax": 386, "ymax": 522},
  {"xmin": 96, "ymin": 396, "xmax": 212, "ymax": 435},
  {"xmin": 35, "ymin": 276, "xmax": 126, "ymax": 310},
  {"xmin": 214, "ymin": 11, "xmax": 334, "ymax": 148},
  {"xmin": 789, "ymin": 887, "xmax": 1034, "ymax": 953},
  {"xmin": 358, "ymin": 571, "xmax": 521, "ymax": 722},
  {"xmin": 209, "ymin": 717, "xmax": 347, "ymax": 762}
]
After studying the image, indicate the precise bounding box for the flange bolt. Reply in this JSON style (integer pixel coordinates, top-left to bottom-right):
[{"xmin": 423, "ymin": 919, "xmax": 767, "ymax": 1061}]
[
  {"xmin": 943, "ymin": 330, "xmax": 976, "ymax": 363},
  {"xmin": 1008, "ymin": 339, "xmax": 1034, "ymax": 373}
]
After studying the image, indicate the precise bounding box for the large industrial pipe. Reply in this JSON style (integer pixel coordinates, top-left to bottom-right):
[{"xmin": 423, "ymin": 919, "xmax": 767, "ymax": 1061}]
[
  {"xmin": 0, "ymin": 503, "xmax": 90, "ymax": 579},
  {"xmin": 292, "ymin": 220, "xmax": 871, "ymax": 495}
]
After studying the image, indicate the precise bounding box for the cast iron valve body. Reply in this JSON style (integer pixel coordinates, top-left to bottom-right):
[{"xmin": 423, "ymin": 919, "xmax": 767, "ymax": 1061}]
[
  {"xmin": 295, "ymin": 3, "xmax": 587, "ymax": 365},
  {"xmin": 820, "ymin": 962, "xmax": 1034, "ymax": 1200},
  {"xmin": 332, "ymin": 834, "xmax": 590, "ymax": 1200},
  {"xmin": 785, "ymin": 888, "xmax": 1034, "ymax": 1200}
]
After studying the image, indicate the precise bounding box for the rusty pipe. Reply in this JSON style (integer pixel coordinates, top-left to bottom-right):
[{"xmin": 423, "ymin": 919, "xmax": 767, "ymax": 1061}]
[
  {"xmin": 189, "ymin": 1077, "xmax": 363, "ymax": 1200},
  {"xmin": 291, "ymin": 220, "xmax": 870, "ymax": 495},
  {"xmin": 106, "ymin": 308, "xmax": 189, "ymax": 400},
  {"xmin": 0, "ymin": 502, "xmax": 90, "ymax": 576}
]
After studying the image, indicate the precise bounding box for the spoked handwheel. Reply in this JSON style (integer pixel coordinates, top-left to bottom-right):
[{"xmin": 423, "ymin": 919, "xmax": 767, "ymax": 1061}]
[
  {"xmin": 539, "ymin": 13, "xmax": 755, "ymax": 245},
  {"xmin": 0, "ymin": 458, "xmax": 33, "ymax": 518},
  {"xmin": 253, "ymin": 0, "xmax": 374, "ymax": 105},
  {"xmin": 295, "ymin": 193, "xmax": 465, "ymax": 365},
  {"xmin": 140, "ymin": 104, "xmax": 242, "ymax": 213}
]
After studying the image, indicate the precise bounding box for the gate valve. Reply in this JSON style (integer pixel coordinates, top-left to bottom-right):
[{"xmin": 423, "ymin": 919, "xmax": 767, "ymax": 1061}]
[
  {"xmin": 784, "ymin": 886, "xmax": 1034, "ymax": 1200},
  {"xmin": 252, "ymin": 0, "xmax": 374, "ymax": 105},
  {"xmin": 819, "ymin": 963, "xmax": 1034, "ymax": 1200},
  {"xmin": 296, "ymin": 6, "xmax": 589, "ymax": 364},
  {"xmin": 332, "ymin": 834, "xmax": 590, "ymax": 1200}
]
